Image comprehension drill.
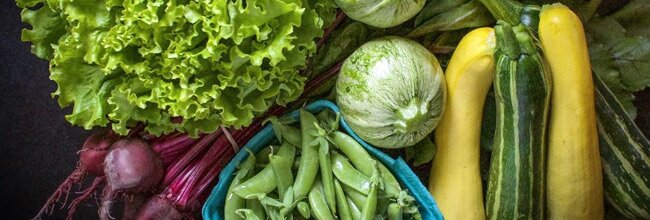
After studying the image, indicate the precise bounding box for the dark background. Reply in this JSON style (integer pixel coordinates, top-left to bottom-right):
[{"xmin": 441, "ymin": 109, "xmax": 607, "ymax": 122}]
[
  {"xmin": 1, "ymin": 1, "xmax": 97, "ymax": 219},
  {"xmin": 1, "ymin": 0, "xmax": 648, "ymax": 219}
]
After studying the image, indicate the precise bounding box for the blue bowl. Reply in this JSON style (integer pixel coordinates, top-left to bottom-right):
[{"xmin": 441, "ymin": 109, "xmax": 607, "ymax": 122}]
[{"xmin": 202, "ymin": 100, "xmax": 443, "ymax": 220}]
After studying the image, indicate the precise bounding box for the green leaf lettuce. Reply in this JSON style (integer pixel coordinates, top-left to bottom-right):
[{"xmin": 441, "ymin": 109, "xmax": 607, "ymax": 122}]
[{"xmin": 18, "ymin": 0, "xmax": 336, "ymax": 136}]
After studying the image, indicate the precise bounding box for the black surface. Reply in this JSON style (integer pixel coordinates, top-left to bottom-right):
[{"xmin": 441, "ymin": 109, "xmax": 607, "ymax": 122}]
[{"xmin": 0, "ymin": 2, "xmax": 97, "ymax": 219}]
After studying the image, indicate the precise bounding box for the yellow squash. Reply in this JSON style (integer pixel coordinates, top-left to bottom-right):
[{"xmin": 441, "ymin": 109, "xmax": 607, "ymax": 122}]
[
  {"xmin": 428, "ymin": 27, "xmax": 495, "ymax": 220},
  {"xmin": 539, "ymin": 4, "xmax": 604, "ymax": 220}
]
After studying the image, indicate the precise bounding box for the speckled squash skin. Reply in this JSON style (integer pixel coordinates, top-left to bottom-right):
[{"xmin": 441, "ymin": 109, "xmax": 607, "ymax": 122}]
[
  {"xmin": 334, "ymin": 0, "xmax": 425, "ymax": 28},
  {"xmin": 335, "ymin": 36, "xmax": 446, "ymax": 149}
]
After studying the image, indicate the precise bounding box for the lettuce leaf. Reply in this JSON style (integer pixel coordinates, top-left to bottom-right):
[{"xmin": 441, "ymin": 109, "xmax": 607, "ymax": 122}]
[{"xmin": 17, "ymin": 0, "xmax": 336, "ymax": 136}]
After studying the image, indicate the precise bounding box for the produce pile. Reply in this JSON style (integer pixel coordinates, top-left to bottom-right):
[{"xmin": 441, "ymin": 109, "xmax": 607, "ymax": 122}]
[
  {"xmin": 16, "ymin": 0, "xmax": 650, "ymax": 219},
  {"xmin": 225, "ymin": 109, "xmax": 420, "ymax": 219}
]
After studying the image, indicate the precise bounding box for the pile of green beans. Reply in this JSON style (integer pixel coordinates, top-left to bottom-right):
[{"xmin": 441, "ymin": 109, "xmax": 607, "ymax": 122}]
[{"xmin": 224, "ymin": 109, "xmax": 422, "ymax": 220}]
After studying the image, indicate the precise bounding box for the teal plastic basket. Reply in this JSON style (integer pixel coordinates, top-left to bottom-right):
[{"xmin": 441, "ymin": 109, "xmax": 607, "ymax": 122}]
[{"xmin": 202, "ymin": 100, "xmax": 443, "ymax": 220}]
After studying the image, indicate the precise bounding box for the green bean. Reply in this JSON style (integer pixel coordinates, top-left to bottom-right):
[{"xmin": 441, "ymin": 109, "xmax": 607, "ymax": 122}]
[
  {"xmin": 225, "ymin": 151, "xmax": 257, "ymax": 220},
  {"xmin": 334, "ymin": 180, "xmax": 353, "ymax": 220},
  {"xmin": 398, "ymin": 192, "xmax": 421, "ymax": 219},
  {"xmin": 412, "ymin": 212, "xmax": 423, "ymax": 220},
  {"xmin": 331, "ymin": 152, "xmax": 371, "ymax": 194},
  {"xmin": 281, "ymin": 186, "xmax": 294, "ymax": 212},
  {"xmin": 263, "ymin": 206, "xmax": 283, "ymax": 220},
  {"xmin": 308, "ymin": 180, "xmax": 335, "ymax": 220},
  {"xmin": 317, "ymin": 136, "xmax": 336, "ymax": 214},
  {"xmin": 376, "ymin": 192, "xmax": 392, "ymax": 217},
  {"xmin": 225, "ymin": 192, "xmax": 247, "ymax": 220},
  {"xmin": 332, "ymin": 131, "xmax": 403, "ymax": 198},
  {"xmin": 279, "ymin": 186, "xmax": 305, "ymax": 217},
  {"xmin": 316, "ymin": 109, "xmax": 339, "ymax": 133},
  {"xmin": 235, "ymin": 209, "xmax": 262, "ymax": 220},
  {"xmin": 387, "ymin": 203, "xmax": 403, "ymax": 220},
  {"xmin": 254, "ymin": 163, "xmax": 267, "ymax": 169},
  {"xmin": 360, "ymin": 176, "xmax": 379, "ymax": 220},
  {"xmin": 341, "ymin": 183, "xmax": 366, "ymax": 210},
  {"xmin": 297, "ymin": 201, "xmax": 311, "ymax": 219},
  {"xmin": 258, "ymin": 195, "xmax": 284, "ymax": 208},
  {"xmin": 282, "ymin": 125, "xmax": 302, "ymax": 147},
  {"xmin": 377, "ymin": 163, "xmax": 401, "ymax": 198},
  {"xmin": 331, "ymin": 131, "xmax": 375, "ymax": 176},
  {"xmin": 270, "ymin": 142, "xmax": 296, "ymax": 200},
  {"xmin": 293, "ymin": 156, "xmax": 301, "ymax": 169},
  {"xmin": 256, "ymin": 146, "xmax": 273, "ymax": 164},
  {"xmin": 246, "ymin": 199, "xmax": 266, "ymax": 220},
  {"xmin": 347, "ymin": 197, "xmax": 362, "ymax": 220},
  {"xmin": 233, "ymin": 164, "xmax": 276, "ymax": 198},
  {"xmin": 268, "ymin": 116, "xmax": 302, "ymax": 147},
  {"xmin": 293, "ymin": 110, "xmax": 320, "ymax": 199},
  {"xmin": 256, "ymin": 195, "xmax": 285, "ymax": 220}
]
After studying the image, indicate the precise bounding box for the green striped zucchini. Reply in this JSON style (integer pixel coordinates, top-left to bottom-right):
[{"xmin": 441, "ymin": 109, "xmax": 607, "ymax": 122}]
[
  {"xmin": 486, "ymin": 21, "xmax": 550, "ymax": 220},
  {"xmin": 595, "ymin": 74, "xmax": 650, "ymax": 219}
]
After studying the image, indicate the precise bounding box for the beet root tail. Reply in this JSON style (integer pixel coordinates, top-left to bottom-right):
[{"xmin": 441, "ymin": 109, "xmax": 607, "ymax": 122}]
[
  {"xmin": 32, "ymin": 166, "xmax": 86, "ymax": 220},
  {"xmin": 98, "ymin": 187, "xmax": 116, "ymax": 220},
  {"xmin": 65, "ymin": 176, "xmax": 105, "ymax": 220}
]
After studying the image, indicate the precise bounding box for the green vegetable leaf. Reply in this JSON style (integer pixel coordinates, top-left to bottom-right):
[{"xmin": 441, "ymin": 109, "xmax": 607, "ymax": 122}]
[
  {"xmin": 533, "ymin": 0, "xmax": 601, "ymax": 22},
  {"xmin": 608, "ymin": 0, "xmax": 650, "ymax": 38},
  {"xmin": 311, "ymin": 22, "xmax": 369, "ymax": 76},
  {"xmin": 18, "ymin": 0, "xmax": 337, "ymax": 136},
  {"xmin": 405, "ymin": 136, "xmax": 436, "ymax": 166},
  {"xmin": 426, "ymin": 29, "xmax": 471, "ymax": 55},
  {"xmin": 414, "ymin": 0, "xmax": 468, "ymax": 27},
  {"xmin": 586, "ymin": 13, "xmax": 650, "ymax": 118},
  {"xmin": 408, "ymin": 0, "xmax": 494, "ymax": 38},
  {"xmin": 18, "ymin": 0, "xmax": 66, "ymax": 60}
]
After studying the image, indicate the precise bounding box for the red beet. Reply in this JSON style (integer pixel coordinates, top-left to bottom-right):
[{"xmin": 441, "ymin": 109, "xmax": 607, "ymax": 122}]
[
  {"xmin": 99, "ymin": 139, "xmax": 164, "ymax": 220},
  {"xmin": 135, "ymin": 195, "xmax": 185, "ymax": 220},
  {"xmin": 123, "ymin": 193, "xmax": 150, "ymax": 220},
  {"xmin": 80, "ymin": 131, "xmax": 115, "ymax": 176},
  {"xmin": 33, "ymin": 130, "xmax": 117, "ymax": 220}
]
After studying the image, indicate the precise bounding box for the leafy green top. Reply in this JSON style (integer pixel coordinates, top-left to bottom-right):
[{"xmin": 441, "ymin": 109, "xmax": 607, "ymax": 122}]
[
  {"xmin": 18, "ymin": 0, "xmax": 336, "ymax": 136},
  {"xmin": 586, "ymin": 0, "xmax": 650, "ymax": 118}
]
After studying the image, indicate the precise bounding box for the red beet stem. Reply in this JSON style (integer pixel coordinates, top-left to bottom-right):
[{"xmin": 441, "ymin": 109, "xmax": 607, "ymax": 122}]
[
  {"xmin": 153, "ymin": 134, "xmax": 197, "ymax": 166},
  {"xmin": 188, "ymin": 119, "xmax": 274, "ymax": 204},
  {"xmin": 161, "ymin": 119, "xmax": 267, "ymax": 210},
  {"xmin": 189, "ymin": 148, "xmax": 232, "ymax": 203},
  {"xmin": 150, "ymin": 132, "xmax": 183, "ymax": 145},
  {"xmin": 162, "ymin": 131, "xmax": 220, "ymax": 186},
  {"xmin": 317, "ymin": 10, "xmax": 347, "ymax": 49},
  {"xmin": 302, "ymin": 60, "xmax": 343, "ymax": 99},
  {"xmin": 152, "ymin": 133, "xmax": 193, "ymax": 153},
  {"xmin": 178, "ymin": 144, "xmax": 230, "ymax": 207},
  {"xmin": 126, "ymin": 123, "xmax": 145, "ymax": 139}
]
